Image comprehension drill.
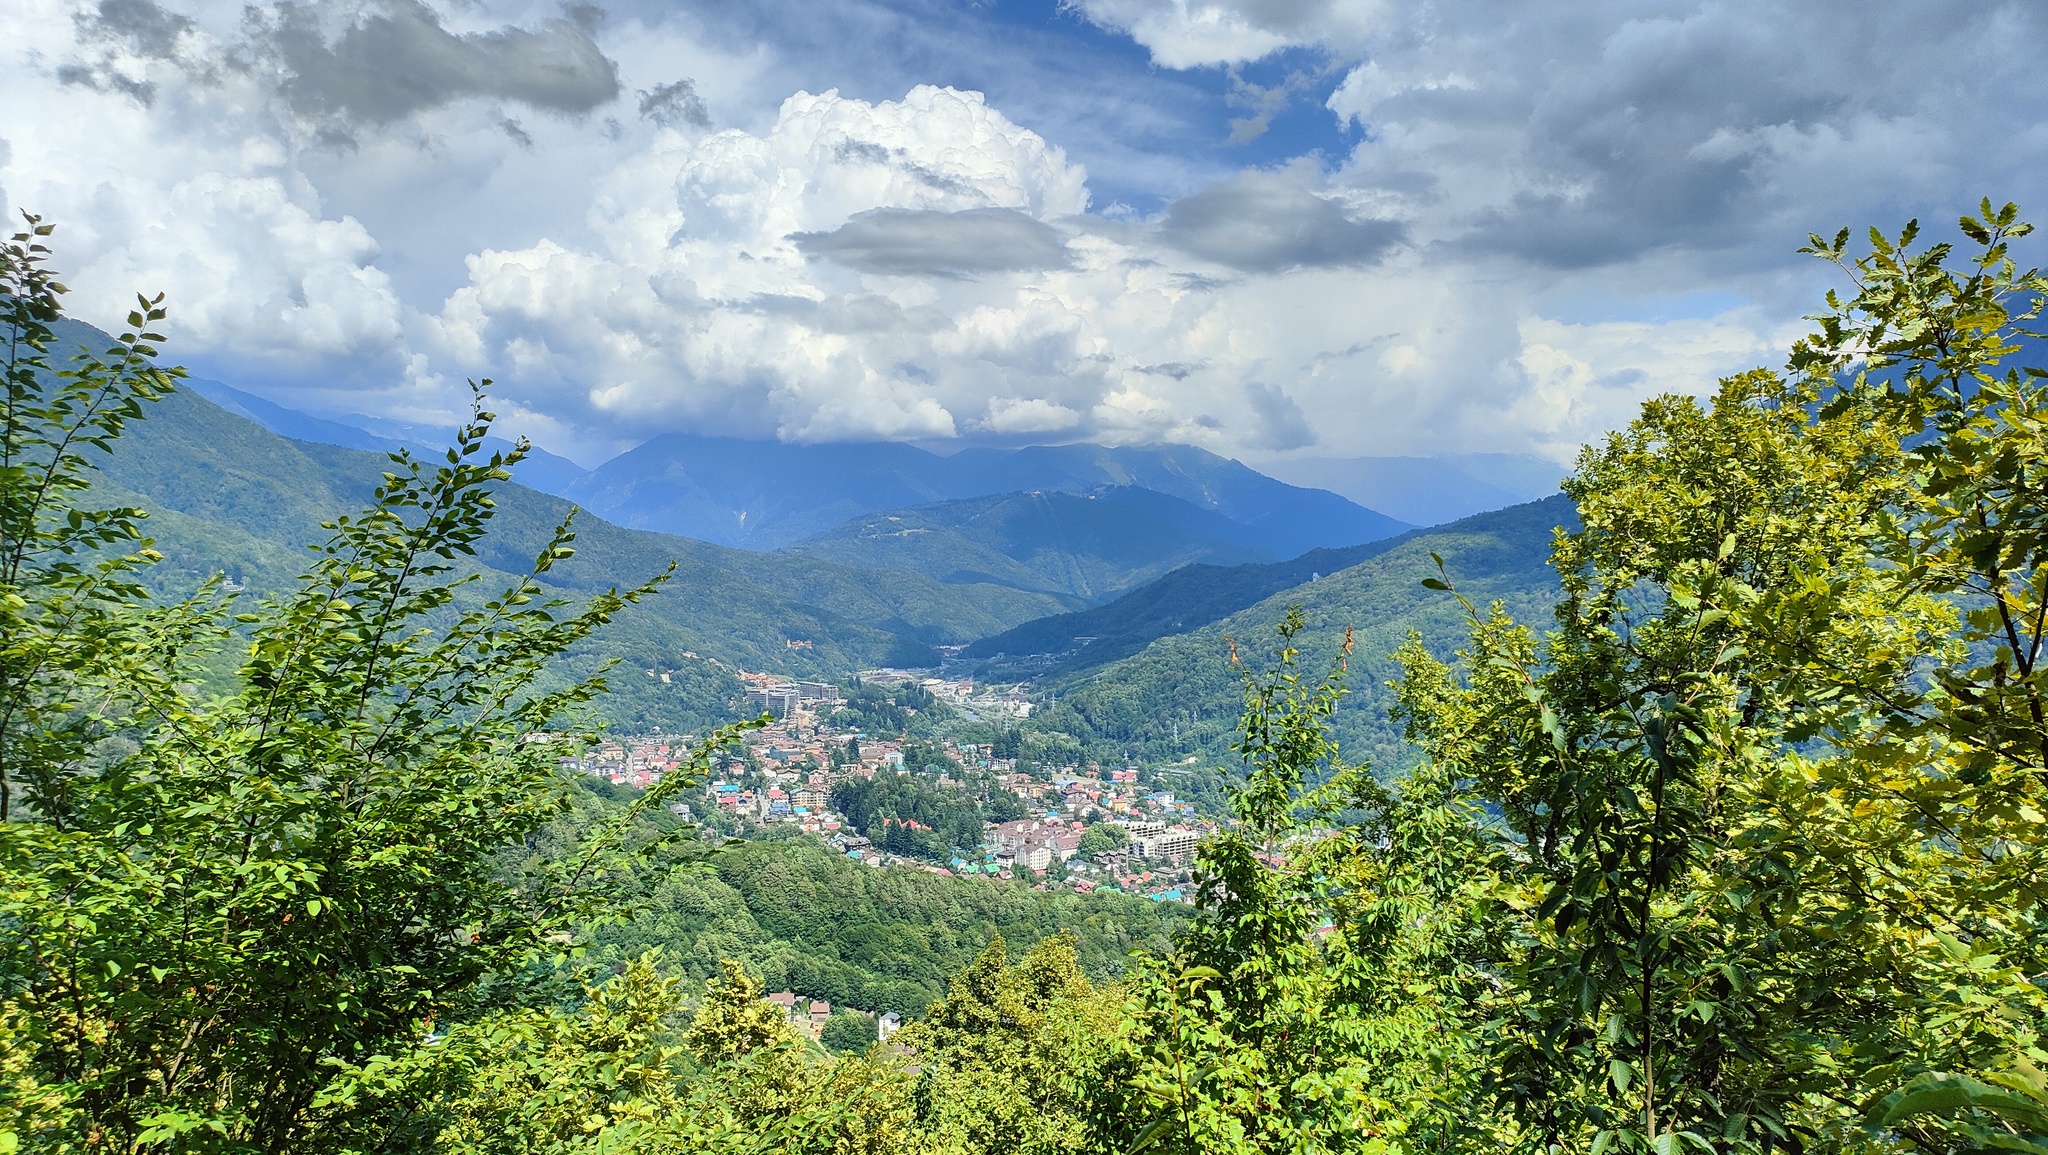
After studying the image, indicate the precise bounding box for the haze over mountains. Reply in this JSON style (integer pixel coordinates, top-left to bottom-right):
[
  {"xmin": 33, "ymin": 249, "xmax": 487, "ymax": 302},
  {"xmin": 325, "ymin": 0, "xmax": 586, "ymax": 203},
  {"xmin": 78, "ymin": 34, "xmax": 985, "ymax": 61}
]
[
  {"xmin": 110, "ymin": 338, "xmax": 1581, "ymax": 763},
  {"xmin": 1259, "ymin": 454, "xmax": 1564, "ymax": 526}
]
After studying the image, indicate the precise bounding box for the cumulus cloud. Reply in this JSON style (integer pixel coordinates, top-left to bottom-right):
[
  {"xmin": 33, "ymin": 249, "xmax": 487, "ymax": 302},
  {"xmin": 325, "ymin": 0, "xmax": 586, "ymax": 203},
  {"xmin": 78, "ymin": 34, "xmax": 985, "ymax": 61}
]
[
  {"xmin": 428, "ymin": 85, "xmax": 1097, "ymax": 443},
  {"xmin": 794, "ymin": 207, "xmax": 1071, "ymax": 277},
  {"xmin": 1066, "ymin": 0, "xmax": 1381, "ymax": 68},
  {"xmin": 1243, "ymin": 380, "xmax": 1314, "ymax": 449},
  {"xmin": 7, "ymin": 0, "xmax": 2044, "ymax": 469},
  {"xmin": 984, "ymin": 395, "xmax": 1082, "ymax": 434}
]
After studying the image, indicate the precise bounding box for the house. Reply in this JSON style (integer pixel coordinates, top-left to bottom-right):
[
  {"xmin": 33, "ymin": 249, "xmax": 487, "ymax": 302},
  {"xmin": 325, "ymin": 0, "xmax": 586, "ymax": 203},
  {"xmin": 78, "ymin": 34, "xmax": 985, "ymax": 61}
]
[
  {"xmin": 878, "ymin": 1011, "xmax": 902, "ymax": 1041},
  {"xmin": 807, "ymin": 1000, "xmax": 831, "ymax": 1039}
]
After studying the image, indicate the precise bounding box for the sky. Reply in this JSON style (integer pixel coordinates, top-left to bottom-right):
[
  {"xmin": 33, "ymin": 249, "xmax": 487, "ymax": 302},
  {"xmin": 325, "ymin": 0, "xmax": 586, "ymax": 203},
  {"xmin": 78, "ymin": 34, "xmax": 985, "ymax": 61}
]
[{"xmin": 4, "ymin": 0, "xmax": 2045, "ymax": 468}]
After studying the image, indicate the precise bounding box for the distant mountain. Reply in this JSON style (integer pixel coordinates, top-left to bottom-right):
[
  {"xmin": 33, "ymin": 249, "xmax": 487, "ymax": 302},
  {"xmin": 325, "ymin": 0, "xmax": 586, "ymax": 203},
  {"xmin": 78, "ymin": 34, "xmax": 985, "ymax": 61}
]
[
  {"xmin": 1022, "ymin": 496, "xmax": 1576, "ymax": 772},
  {"xmin": 162, "ymin": 373, "xmax": 1412, "ymax": 564},
  {"xmin": 1259, "ymin": 453, "xmax": 1565, "ymax": 526},
  {"xmin": 568, "ymin": 434, "xmax": 1409, "ymax": 552},
  {"xmin": 783, "ymin": 486, "xmax": 1288, "ymax": 603},
  {"xmin": 934, "ymin": 443, "xmax": 1409, "ymax": 557},
  {"xmin": 964, "ymin": 538, "xmax": 1413, "ymax": 676},
  {"xmin": 185, "ymin": 379, "xmax": 593, "ymax": 496},
  {"xmin": 84, "ymin": 385, "xmax": 1087, "ymax": 731}
]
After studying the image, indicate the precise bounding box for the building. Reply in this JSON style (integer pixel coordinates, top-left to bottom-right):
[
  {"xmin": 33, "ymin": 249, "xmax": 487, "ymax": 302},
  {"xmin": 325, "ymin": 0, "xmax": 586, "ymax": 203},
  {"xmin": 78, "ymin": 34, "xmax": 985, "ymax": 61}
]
[
  {"xmin": 1134, "ymin": 826, "xmax": 1201, "ymax": 865},
  {"xmin": 878, "ymin": 1011, "xmax": 902, "ymax": 1041},
  {"xmin": 807, "ymin": 1000, "xmax": 831, "ymax": 1040},
  {"xmin": 746, "ymin": 685, "xmax": 803, "ymax": 718}
]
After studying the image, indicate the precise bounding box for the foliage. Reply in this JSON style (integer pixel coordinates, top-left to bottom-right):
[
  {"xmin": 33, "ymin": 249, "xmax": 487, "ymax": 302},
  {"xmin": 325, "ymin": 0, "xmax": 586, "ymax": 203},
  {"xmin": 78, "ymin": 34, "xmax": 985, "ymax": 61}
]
[
  {"xmin": 831, "ymin": 770, "xmax": 995, "ymax": 859},
  {"xmin": 1390, "ymin": 201, "xmax": 2048, "ymax": 1153},
  {"xmin": 0, "ymin": 220, "xmax": 765, "ymax": 1152},
  {"xmin": 894, "ymin": 931, "xmax": 1122, "ymax": 1155},
  {"xmin": 830, "ymin": 679, "xmax": 944, "ymax": 736},
  {"xmin": 818, "ymin": 1009, "xmax": 875, "ymax": 1055},
  {"xmin": 686, "ymin": 960, "xmax": 798, "ymax": 1065},
  {"xmin": 561, "ymin": 829, "xmax": 1182, "ymax": 1018},
  {"xmin": 1077, "ymin": 822, "xmax": 1128, "ymax": 858},
  {"xmin": 1082, "ymin": 610, "xmax": 1498, "ymax": 1154}
]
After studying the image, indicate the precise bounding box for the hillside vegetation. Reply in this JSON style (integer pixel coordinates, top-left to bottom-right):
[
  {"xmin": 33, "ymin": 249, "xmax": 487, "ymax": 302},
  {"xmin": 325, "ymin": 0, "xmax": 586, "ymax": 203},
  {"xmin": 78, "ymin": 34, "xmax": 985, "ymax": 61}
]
[
  {"xmin": 82, "ymin": 382, "xmax": 1076, "ymax": 699},
  {"xmin": 1024, "ymin": 495, "xmax": 1572, "ymax": 771},
  {"xmin": 524, "ymin": 788, "xmax": 1181, "ymax": 1018},
  {"xmin": 14, "ymin": 206, "xmax": 2048, "ymax": 1155},
  {"xmin": 784, "ymin": 485, "xmax": 1298, "ymax": 602}
]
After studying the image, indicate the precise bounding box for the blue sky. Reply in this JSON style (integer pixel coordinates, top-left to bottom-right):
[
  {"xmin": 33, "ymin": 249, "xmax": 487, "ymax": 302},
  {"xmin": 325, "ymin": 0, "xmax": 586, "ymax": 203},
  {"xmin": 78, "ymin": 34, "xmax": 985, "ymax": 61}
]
[{"xmin": 4, "ymin": 0, "xmax": 2044, "ymax": 467}]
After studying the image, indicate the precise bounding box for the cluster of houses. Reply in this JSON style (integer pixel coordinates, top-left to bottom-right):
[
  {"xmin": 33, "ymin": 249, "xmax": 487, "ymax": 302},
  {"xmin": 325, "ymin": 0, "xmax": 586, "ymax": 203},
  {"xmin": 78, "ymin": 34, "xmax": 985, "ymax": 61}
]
[
  {"xmin": 761, "ymin": 990, "xmax": 903, "ymax": 1044},
  {"xmin": 555, "ymin": 664, "xmax": 1215, "ymax": 899}
]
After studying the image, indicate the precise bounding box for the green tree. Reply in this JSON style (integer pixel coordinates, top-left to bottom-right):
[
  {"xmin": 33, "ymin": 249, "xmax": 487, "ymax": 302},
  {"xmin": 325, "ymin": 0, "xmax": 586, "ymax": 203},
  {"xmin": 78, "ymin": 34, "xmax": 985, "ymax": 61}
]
[
  {"xmin": 0, "ymin": 219, "xmax": 758, "ymax": 1152},
  {"xmin": 1085, "ymin": 612, "xmax": 1497, "ymax": 1154},
  {"xmin": 686, "ymin": 960, "xmax": 797, "ymax": 1066},
  {"xmin": 1077, "ymin": 822, "xmax": 1128, "ymax": 859},
  {"xmin": 819, "ymin": 1009, "xmax": 876, "ymax": 1055},
  {"xmin": 1391, "ymin": 201, "xmax": 2048, "ymax": 1153},
  {"xmin": 897, "ymin": 931, "xmax": 1119, "ymax": 1155}
]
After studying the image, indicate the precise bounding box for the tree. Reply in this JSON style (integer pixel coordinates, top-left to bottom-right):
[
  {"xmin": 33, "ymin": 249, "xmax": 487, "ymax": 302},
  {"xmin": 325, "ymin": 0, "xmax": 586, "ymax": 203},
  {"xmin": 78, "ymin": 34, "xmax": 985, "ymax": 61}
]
[
  {"xmin": 1391, "ymin": 201, "xmax": 2048, "ymax": 1154},
  {"xmin": 1077, "ymin": 822, "xmax": 1128, "ymax": 859},
  {"xmin": 896, "ymin": 932, "xmax": 1117, "ymax": 1155},
  {"xmin": 1085, "ymin": 611, "xmax": 1497, "ymax": 1154},
  {"xmin": 820, "ymin": 1009, "xmax": 876, "ymax": 1055},
  {"xmin": 686, "ymin": 960, "xmax": 798, "ymax": 1065},
  {"xmin": 0, "ymin": 218, "xmax": 759, "ymax": 1152}
]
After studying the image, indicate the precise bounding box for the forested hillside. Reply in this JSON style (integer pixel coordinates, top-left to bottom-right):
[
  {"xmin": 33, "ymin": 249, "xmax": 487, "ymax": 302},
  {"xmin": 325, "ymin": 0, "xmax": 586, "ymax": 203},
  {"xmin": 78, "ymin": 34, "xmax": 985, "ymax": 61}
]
[
  {"xmin": 784, "ymin": 486, "xmax": 1292, "ymax": 602},
  {"xmin": 528, "ymin": 783, "xmax": 1180, "ymax": 1018},
  {"xmin": 14, "ymin": 208, "xmax": 2048, "ymax": 1155},
  {"xmin": 1024, "ymin": 495, "xmax": 1571, "ymax": 770},
  {"xmin": 77, "ymin": 381, "xmax": 1077, "ymax": 725}
]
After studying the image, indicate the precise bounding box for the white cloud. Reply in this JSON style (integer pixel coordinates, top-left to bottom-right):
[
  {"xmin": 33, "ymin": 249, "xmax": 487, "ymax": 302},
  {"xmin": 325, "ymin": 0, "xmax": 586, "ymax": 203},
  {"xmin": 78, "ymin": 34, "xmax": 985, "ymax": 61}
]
[
  {"xmin": 6, "ymin": 0, "xmax": 2043, "ymax": 471},
  {"xmin": 984, "ymin": 396, "xmax": 1082, "ymax": 434},
  {"xmin": 1066, "ymin": 0, "xmax": 1386, "ymax": 68},
  {"xmin": 1508, "ymin": 310, "xmax": 1798, "ymax": 460}
]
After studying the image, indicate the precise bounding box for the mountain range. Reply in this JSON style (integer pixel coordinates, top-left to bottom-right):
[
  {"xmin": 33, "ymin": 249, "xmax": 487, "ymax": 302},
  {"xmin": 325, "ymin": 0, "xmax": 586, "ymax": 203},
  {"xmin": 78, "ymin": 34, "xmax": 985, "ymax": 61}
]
[
  {"xmin": 561, "ymin": 434, "xmax": 1411, "ymax": 552},
  {"xmin": 59, "ymin": 322, "xmax": 1580, "ymax": 754},
  {"xmin": 1259, "ymin": 453, "xmax": 1564, "ymax": 526}
]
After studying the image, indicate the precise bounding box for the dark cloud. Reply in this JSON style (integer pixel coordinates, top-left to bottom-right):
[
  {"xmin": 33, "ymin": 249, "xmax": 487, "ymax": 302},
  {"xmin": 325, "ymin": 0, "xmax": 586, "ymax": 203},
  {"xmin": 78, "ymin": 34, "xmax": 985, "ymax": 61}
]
[
  {"xmin": 250, "ymin": 0, "xmax": 621, "ymax": 131},
  {"xmin": 1158, "ymin": 170, "xmax": 1402, "ymax": 272},
  {"xmin": 1244, "ymin": 381, "xmax": 1315, "ymax": 450},
  {"xmin": 639, "ymin": 78, "xmax": 710, "ymax": 129},
  {"xmin": 832, "ymin": 139, "xmax": 979, "ymax": 197},
  {"xmin": 793, "ymin": 207, "xmax": 1073, "ymax": 277},
  {"xmin": 76, "ymin": 0, "xmax": 192, "ymax": 59},
  {"xmin": 58, "ymin": 0, "xmax": 200, "ymax": 105},
  {"xmin": 1330, "ymin": 0, "xmax": 2048, "ymax": 271}
]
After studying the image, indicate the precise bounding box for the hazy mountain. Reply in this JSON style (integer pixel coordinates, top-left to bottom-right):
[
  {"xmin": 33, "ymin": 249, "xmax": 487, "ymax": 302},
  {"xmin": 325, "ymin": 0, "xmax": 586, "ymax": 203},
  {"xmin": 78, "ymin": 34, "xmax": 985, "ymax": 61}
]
[
  {"xmin": 1259, "ymin": 453, "xmax": 1565, "ymax": 526},
  {"xmin": 185, "ymin": 379, "xmax": 593, "ymax": 495},
  {"xmin": 964, "ymin": 537, "xmax": 1414, "ymax": 675},
  {"xmin": 87, "ymin": 386, "xmax": 1080, "ymax": 703},
  {"xmin": 166, "ymin": 370, "xmax": 1412, "ymax": 564},
  {"xmin": 1023, "ymin": 496, "xmax": 1575, "ymax": 772},
  {"xmin": 568, "ymin": 434, "xmax": 1409, "ymax": 551},
  {"xmin": 783, "ymin": 486, "xmax": 1289, "ymax": 603}
]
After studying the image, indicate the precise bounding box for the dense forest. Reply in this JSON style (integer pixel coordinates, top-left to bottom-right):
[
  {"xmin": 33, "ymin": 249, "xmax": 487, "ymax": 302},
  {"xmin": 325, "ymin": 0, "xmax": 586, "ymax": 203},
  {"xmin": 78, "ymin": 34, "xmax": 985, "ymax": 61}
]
[
  {"xmin": 7, "ymin": 203, "xmax": 2048, "ymax": 1155},
  {"xmin": 517, "ymin": 781, "xmax": 1178, "ymax": 1016}
]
